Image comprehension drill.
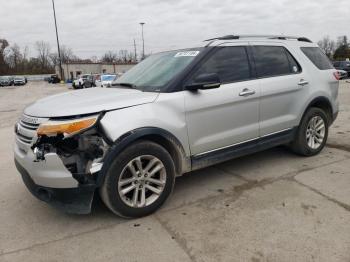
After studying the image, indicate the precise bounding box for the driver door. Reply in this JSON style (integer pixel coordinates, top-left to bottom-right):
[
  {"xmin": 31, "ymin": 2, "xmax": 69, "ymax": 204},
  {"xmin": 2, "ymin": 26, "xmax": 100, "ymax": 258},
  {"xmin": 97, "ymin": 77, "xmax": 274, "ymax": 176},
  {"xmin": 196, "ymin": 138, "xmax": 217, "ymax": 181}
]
[{"xmin": 184, "ymin": 44, "xmax": 260, "ymax": 156}]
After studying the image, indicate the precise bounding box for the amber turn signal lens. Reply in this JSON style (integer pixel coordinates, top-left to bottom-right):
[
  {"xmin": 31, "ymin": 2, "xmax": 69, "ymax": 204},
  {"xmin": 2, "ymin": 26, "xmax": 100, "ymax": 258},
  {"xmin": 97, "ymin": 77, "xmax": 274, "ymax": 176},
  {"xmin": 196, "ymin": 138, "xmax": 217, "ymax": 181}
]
[{"xmin": 37, "ymin": 117, "xmax": 98, "ymax": 137}]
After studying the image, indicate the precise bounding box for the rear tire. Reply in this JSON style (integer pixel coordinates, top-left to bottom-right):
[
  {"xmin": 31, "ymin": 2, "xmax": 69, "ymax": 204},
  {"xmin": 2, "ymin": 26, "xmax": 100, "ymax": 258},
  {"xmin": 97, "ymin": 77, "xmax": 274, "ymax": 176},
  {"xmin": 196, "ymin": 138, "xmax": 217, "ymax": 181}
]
[
  {"xmin": 100, "ymin": 140, "xmax": 175, "ymax": 218},
  {"xmin": 290, "ymin": 107, "xmax": 329, "ymax": 156}
]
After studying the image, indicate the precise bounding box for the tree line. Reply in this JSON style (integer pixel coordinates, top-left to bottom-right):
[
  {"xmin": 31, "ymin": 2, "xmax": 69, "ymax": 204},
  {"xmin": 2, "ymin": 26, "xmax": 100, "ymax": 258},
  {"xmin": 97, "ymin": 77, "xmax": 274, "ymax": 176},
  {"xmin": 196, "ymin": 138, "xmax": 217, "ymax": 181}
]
[
  {"xmin": 0, "ymin": 37, "xmax": 137, "ymax": 76},
  {"xmin": 318, "ymin": 35, "xmax": 350, "ymax": 60}
]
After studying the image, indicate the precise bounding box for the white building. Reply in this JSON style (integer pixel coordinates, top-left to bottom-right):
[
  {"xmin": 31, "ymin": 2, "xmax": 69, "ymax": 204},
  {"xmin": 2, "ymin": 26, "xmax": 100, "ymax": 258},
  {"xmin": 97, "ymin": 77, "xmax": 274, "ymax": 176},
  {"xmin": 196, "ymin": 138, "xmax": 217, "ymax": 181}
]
[{"xmin": 55, "ymin": 62, "xmax": 136, "ymax": 80}]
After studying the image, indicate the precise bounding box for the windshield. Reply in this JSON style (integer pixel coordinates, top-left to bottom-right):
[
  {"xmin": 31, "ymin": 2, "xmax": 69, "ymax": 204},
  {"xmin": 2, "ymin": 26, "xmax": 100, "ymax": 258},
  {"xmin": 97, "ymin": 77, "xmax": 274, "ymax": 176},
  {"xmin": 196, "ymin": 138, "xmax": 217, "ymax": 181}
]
[
  {"xmin": 114, "ymin": 48, "xmax": 202, "ymax": 92},
  {"xmin": 101, "ymin": 75, "xmax": 116, "ymax": 81}
]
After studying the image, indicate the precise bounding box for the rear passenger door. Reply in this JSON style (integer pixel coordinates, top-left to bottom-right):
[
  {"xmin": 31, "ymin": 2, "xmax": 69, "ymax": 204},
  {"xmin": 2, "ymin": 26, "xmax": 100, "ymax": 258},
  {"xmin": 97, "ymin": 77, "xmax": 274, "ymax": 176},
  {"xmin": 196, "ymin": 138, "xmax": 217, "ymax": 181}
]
[
  {"xmin": 184, "ymin": 44, "xmax": 260, "ymax": 156},
  {"xmin": 250, "ymin": 42, "xmax": 309, "ymax": 137}
]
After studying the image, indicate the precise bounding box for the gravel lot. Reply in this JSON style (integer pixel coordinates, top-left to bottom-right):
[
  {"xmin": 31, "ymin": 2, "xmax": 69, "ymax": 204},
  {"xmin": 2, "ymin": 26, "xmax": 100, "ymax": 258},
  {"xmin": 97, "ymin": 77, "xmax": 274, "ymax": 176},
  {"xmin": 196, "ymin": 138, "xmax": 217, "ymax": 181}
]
[{"xmin": 1, "ymin": 81, "xmax": 350, "ymax": 262}]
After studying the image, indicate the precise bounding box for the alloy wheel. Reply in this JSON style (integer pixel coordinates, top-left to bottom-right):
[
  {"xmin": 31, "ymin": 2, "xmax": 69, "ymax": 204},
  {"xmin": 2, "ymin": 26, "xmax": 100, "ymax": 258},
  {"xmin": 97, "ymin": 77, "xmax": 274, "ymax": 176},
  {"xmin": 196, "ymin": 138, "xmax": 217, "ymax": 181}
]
[
  {"xmin": 306, "ymin": 116, "xmax": 325, "ymax": 149},
  {"xmin": 118, "ymin": 155, "xmax": 166, "ymax": 208}
]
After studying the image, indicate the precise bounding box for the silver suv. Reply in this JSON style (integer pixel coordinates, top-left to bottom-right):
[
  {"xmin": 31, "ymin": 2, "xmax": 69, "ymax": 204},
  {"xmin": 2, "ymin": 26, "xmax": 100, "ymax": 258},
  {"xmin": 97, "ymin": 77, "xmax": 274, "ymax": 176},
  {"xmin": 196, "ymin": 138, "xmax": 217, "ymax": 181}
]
[{"xmin": 14, "ymin": 35, "xmax": 339, "ymax": 217}]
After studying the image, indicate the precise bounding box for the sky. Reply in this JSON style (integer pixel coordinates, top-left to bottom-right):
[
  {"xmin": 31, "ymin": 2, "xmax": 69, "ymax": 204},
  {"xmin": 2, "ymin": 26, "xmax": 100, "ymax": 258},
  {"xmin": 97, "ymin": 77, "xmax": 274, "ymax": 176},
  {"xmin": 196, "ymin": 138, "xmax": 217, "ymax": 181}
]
[{"xmin": 0, "ymin": 0, "xmax": 349, "ymax": 59}]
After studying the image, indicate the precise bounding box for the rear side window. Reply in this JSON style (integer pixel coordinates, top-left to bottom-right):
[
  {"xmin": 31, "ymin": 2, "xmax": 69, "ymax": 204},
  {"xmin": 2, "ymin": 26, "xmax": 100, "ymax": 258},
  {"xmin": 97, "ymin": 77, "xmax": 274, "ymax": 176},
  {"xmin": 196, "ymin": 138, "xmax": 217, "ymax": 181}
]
[
  {"xmin": 252, "ymin": 46, "xmax": 301, "ymax": 78},
  {"xmin": 193, "ymin": 46, "xmax": 251, "ymax": 83},
  {"xmin": 300, "ymin": 47, "xmax": 334, "ymax": 70}
]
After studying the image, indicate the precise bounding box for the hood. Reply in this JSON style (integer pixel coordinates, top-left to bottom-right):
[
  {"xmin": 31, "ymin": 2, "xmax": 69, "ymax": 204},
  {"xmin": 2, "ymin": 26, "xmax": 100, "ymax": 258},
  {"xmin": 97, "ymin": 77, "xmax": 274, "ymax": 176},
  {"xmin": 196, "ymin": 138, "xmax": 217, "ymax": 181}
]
[{"xmin": 24, "ymin": 88, "xmax": 159, "ymax": 118}]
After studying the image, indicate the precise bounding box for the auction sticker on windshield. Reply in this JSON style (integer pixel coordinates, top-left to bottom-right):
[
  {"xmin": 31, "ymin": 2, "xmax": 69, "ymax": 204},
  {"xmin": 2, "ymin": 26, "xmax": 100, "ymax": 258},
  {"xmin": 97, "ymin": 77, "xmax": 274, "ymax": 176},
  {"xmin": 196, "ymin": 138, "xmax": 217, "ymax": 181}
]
[{"xmin": 174, "ymin": 51, "xmax": 200, "ymax": 57}]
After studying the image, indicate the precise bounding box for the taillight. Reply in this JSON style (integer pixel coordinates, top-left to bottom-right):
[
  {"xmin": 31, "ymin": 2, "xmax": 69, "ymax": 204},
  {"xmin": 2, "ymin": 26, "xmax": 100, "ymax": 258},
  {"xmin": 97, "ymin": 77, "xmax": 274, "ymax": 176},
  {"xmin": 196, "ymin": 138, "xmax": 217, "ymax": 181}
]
[{"xmin": 333, "ymin": 71, "xmax": 340, "ymax": 80}]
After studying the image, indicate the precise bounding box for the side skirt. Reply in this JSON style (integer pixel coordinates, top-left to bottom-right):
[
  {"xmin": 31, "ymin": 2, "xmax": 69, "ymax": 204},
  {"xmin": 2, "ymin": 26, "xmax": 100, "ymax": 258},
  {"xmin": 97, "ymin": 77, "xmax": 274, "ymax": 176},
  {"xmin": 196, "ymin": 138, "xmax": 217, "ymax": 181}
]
[{"xmin": 191, "ymin": 128, "xmax": 297, "ymax": 171}]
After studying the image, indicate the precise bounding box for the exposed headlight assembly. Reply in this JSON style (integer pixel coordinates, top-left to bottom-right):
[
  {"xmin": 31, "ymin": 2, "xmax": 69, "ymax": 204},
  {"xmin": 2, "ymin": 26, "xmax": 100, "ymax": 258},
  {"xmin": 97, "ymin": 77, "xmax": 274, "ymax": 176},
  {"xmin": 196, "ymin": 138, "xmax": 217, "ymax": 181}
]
[{"xmin": 37, "ymin": 115, "xmax": 99, "ymax": 137}]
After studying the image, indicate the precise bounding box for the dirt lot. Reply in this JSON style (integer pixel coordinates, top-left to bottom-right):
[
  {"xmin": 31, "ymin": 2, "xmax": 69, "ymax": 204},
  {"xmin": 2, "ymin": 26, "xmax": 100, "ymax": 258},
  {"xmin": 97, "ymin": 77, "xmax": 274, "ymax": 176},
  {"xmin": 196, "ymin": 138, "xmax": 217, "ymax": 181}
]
[{"xmin": 1, "ymin": 81, "xmax": 350, "ymax": 262}]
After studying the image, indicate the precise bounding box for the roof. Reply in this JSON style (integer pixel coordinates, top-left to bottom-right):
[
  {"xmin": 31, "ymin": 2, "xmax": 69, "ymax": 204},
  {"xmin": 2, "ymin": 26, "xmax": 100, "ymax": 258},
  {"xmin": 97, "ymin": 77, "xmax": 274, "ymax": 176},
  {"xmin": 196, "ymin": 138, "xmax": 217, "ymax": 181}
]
[
  {"xmin": 62, "ymin": 62, "xmax": 137, "ymax": 65},
  {"xmin": 204, "ymin": 34, "xmax": 314, "ymax": 47}
]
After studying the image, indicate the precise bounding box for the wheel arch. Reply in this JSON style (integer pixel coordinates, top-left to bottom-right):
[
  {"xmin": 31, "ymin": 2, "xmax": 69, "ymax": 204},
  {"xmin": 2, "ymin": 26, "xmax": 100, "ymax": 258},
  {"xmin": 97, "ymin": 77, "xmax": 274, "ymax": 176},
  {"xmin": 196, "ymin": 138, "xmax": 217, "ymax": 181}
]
[
  {"xmin": 301, "ymin": 96, "xmax": 334, "ymax": 124},
  {"xmin": 97, "ymin": 127, "xmax": 191, "ymax": 186}
]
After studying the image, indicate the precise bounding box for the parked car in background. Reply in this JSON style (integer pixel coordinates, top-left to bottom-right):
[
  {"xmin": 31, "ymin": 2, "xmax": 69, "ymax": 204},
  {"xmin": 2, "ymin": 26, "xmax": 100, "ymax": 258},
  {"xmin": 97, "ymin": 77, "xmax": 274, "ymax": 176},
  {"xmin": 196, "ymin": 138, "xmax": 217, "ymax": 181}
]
[
  {"xmin": 337, "ymin": 69, "xmax": 348, "ymax": 79},
  {"xmin": 333, "ymin": 61, "xmax": 350, "ymax": 77},
  {"xmin": 0, "ymin": 76, "xmax": 14, "ymax": 86},
  {"xmin": 95, "ymin": 74, "xmax": 118, "ymax": 87},
  {"xmin": 72, "ymin": 74, "xmax": 96, "ymax": 89},
  {"xmin": 14, "ymin": 76, "xmax": 26, "ymax": 86},
  {"xmin": 48, "ymin": 74, "xmax": 61, "ymax": 84}
]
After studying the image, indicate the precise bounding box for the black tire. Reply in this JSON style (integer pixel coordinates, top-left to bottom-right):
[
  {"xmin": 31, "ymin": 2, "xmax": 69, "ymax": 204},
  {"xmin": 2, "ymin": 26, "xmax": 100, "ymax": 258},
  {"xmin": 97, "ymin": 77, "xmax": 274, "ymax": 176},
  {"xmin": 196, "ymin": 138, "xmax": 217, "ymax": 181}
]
[
  {"xmin": 100, "ymin": 140, "xmax": 176, "ymax": 218},
  {"xmin": 291, "ymin": 107, "xmax": 329, "ymax": 156}
]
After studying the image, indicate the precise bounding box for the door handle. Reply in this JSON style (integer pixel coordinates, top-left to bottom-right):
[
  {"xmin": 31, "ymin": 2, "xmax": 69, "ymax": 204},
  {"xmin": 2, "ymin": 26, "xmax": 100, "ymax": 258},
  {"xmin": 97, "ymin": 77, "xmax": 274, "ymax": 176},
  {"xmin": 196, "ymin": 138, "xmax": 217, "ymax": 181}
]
[
  {"xmin": 298, "ymin": 79, "xmax": 309, "ymax": 86},
  {"xmin": 239, "ymin": 88, "xmax": 256, "ymax": 97}
]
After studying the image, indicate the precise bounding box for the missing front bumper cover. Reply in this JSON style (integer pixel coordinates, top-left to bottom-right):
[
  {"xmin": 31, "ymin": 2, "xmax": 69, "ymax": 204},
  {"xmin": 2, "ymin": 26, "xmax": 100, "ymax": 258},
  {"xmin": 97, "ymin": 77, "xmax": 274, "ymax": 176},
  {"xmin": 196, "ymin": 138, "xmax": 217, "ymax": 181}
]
[{"xmin": 15, "ymin": 159, "xmax": 96, "ymax": 214}]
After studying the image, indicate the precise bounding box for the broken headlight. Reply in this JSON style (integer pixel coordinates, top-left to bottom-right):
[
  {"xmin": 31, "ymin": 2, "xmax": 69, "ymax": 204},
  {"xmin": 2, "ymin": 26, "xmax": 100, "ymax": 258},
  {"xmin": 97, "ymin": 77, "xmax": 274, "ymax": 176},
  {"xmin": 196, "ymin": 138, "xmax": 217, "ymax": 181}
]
[{"xmin": 37, "ymin": 115, "xmax": 99, "ymax": 138}]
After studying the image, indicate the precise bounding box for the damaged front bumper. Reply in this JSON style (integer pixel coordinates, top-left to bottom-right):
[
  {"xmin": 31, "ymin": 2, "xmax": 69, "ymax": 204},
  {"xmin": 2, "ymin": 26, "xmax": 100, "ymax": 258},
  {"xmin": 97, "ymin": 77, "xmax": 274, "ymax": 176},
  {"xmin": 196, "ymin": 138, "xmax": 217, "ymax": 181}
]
[
  {"xmin": 15, "ymin": 158, "xmax": 96, "ymax": 214},
  {"xmin": 14, "ymin": 114, "xmax": 108, "ymax": 214},
  {"xmin": 14, "ymin": 142, "xmax": 79, "ymax": 188}
]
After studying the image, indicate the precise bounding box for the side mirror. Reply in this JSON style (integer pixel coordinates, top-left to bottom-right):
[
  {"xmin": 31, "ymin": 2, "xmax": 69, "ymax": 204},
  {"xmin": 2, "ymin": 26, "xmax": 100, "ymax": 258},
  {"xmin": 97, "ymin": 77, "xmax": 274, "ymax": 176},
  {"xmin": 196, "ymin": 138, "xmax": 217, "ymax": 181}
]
[{"xmin": 185, "ymin": 73, "xmax": 221, "ymax": 91}]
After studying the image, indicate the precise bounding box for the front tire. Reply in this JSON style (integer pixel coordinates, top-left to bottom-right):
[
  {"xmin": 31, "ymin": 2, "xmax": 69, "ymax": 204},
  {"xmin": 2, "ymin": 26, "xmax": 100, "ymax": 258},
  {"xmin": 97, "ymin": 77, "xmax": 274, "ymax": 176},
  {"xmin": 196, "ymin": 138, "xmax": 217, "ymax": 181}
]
[
  {"xmin": 100, "ymin": 140, "xmax": 175, "ymax": 218},
  {"xmin": 291, "ymin": 107, "xmax": 329, "ymax": 156}
]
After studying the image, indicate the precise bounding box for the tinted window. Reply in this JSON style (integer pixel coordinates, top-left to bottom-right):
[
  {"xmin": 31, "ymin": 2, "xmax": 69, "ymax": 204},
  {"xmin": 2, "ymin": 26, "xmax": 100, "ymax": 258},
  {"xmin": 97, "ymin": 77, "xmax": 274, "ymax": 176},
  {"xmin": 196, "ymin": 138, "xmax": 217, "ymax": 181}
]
[
  {"xmin": 300, "ymin": 47, "xmax": 334, "ymax": 70},
  {"xmin": 193, "ymin": 46, "xmax": 251, "ymax": 83},
  {"xmin": 285, "ymin": 50, "xmax": 302, "ymax": 73},
  {"xmin": 252, "ymin": 46, "xmax": 299, "ymax": 77}
]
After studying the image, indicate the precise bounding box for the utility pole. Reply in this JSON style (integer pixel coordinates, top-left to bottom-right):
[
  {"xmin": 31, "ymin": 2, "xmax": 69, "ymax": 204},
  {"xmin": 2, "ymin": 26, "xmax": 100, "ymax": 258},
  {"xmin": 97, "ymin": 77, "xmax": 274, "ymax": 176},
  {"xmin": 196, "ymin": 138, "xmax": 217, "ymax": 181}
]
[
  {"xmin": 139, "ymin": 22, "xmax": 145, "ymax": 60},
  {"xmin": 52, "ymin": 0, "xmax": 64, "ymax": 81},
  {"xmin": 133, "ymin": 39, "xmax": 137, "ymax": 62}
]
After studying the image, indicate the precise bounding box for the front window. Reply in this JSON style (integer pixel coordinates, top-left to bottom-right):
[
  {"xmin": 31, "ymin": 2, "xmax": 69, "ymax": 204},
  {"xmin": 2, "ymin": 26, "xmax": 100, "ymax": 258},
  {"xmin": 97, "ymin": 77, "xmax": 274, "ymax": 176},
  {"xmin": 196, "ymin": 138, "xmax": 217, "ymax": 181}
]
[
  {"xmin": 101, "ymin": 75, "xmax": 116, "ymax": 81},
  {"xmin": 190, "ymin": 46, "xmax": 251, "ymax": 84},
  {"xmin": 114, "ymin": 48, "xmax": 202, "ymax": 92},
  {"xmin": 81, "ymin": 74, "xmax": 89, "ymax": 79}
]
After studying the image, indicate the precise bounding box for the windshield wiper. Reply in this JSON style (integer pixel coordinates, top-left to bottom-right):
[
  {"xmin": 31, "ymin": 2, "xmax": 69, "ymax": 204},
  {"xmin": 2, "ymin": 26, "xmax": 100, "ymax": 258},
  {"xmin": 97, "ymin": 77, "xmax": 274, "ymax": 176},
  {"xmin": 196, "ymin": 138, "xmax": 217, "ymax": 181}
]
[{"xmin": 113, "ymin": 82, "xmax": 138, "ymax": 89}]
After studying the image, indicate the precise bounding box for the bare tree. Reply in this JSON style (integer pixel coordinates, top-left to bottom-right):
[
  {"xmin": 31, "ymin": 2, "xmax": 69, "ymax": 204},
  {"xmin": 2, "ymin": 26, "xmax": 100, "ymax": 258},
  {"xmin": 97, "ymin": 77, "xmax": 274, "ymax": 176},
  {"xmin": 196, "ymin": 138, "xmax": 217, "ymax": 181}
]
[
  {"xmin": 35, "ymin": 41, "xmax": 51, "ymax": 69},
  {"xmin": 127, "ymin": 52, "xmax": 135, "ymax": 62},
  {"xmin": 8, "ymin": 44, "xmax": 23, "ymax": 69},
  {"xmin": 50, "ymin": 45, "xmax": 79, "ymax": 65},
  {"xmin": 101, "ymin": 51, "xmax": 117, "ymax": 63},
  {"xmin": 60, "ymin": 46, "xmax": 77, "ymax": 63},
  {"xmin": 90, "ymin": 56, "xmax": 99, "ymax": 63},
  {"xmin": 317, "ymin": 36, "xmax": 336, "ymax": 58},
  {"xmin": 119, "ymin": 50, "xmax": 128, "ymax": 63}
]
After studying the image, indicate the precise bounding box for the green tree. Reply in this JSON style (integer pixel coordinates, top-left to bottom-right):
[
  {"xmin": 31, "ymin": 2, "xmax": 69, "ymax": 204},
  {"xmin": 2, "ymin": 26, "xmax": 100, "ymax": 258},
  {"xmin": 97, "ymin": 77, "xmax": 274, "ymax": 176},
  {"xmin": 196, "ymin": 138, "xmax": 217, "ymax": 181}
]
[
  {"xmin": 0, "ymin": 38, "xmax": 9, "ymax": 74},
  {"xmin": 333, "ymin": 36, "xmax": 350, "ymax": 60}
]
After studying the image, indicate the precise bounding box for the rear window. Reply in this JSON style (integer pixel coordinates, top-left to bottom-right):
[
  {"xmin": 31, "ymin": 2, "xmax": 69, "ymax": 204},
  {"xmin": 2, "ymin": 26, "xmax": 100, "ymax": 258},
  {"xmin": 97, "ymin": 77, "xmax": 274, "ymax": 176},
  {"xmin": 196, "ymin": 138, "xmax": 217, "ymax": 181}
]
[
  {"xmin": 300, "ymin": 47, "xmax": 334, "ymax": 70},
  {"xmin": 252, "ymin": 46, "xmax": 301, "ymax": 78}
]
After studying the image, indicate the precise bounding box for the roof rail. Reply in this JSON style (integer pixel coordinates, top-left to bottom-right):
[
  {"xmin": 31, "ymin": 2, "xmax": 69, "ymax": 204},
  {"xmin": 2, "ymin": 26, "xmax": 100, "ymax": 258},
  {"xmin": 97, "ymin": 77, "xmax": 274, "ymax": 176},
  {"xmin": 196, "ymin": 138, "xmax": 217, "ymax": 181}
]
[{"xmin": 204, "ymin": 34, "xmax": 312, "ymax": 43}]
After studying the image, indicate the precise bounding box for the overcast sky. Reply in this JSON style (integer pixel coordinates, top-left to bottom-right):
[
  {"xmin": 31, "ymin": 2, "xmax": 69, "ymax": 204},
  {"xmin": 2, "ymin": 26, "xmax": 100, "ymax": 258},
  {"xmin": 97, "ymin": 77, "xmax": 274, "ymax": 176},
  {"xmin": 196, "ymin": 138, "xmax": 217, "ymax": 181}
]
[{"xmin": 0, "ymin": 0, "xmax": 349, "ymax": 58}]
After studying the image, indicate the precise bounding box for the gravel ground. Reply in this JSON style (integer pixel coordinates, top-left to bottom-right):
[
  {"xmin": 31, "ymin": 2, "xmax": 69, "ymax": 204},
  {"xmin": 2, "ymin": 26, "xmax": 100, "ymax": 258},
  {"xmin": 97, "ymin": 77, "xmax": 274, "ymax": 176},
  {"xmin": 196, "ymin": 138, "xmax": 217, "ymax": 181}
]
[{"xmin": 0, "ymin": 80, "xmax": 350, "ymax": 262}]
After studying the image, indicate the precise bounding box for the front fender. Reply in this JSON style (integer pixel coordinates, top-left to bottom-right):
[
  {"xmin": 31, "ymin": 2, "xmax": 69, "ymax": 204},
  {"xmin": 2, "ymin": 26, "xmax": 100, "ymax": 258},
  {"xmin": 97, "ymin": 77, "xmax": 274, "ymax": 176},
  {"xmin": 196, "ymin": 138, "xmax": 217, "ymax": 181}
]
[{"xmin": 96, "ymin": 127, "xmax": 191, "ymax": 186}]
